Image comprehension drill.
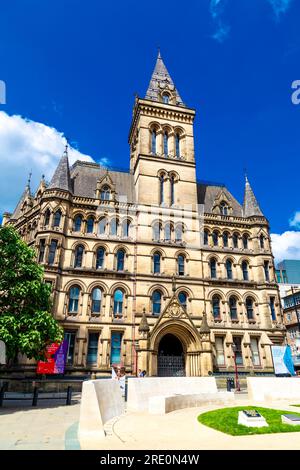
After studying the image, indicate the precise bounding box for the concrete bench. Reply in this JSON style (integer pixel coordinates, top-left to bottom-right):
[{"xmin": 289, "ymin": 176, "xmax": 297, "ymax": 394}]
[
  {"xmin": 247, "ymin": 377, "xmax": 300, "ymax": 401},
  {"xmin": 148, "ymin": 391, "xmax": 235, "ymax": 414}
]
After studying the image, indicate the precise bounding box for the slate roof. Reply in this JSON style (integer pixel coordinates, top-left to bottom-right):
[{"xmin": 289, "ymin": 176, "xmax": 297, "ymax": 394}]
[
  {"xmin": 11, "ymin": 186, "xmax": 31, "ymax": 219},
  {"xmin": 197, "ymin": 183, "xmax": 243, "ymax": 216},
  {"xmin": 243, "ymin": 176, "xmax": 263, "ymax": 217},
  {"xmin": 145, "ymin": 52, "xmax": 185, "ymax": 106},
  {"xmin": 48, "ymin": 149, "xmax": 72, "ymax": 193}
]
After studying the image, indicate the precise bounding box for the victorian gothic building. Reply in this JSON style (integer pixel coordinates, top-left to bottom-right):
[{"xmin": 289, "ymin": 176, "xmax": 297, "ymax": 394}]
[{"xmin": 3, "ymin": 52, "xmax": 285, "ymax": 377}]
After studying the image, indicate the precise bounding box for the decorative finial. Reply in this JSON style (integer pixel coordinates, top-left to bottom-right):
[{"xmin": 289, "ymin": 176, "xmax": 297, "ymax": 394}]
[
  {"xmin": 172, "ymin": 274, "xmax": 176, "ymax": 293},
  {"xmin": 41, "ymin": 174, "xmax": 45, "ymax": 180},
  {"xmin": 27, "ymin": 170, "xmax": 32, "ymax": 188},
  {"xmin": 244, "ymin": 167, "xmax": 248, "ymax": 183},
  {"xmin": 157, "ymin": 45, "xmax": 161, "ymax": 58},
  {"xmin": 64, "ymin": 143, "xmax": 69, "ymax": 156}
]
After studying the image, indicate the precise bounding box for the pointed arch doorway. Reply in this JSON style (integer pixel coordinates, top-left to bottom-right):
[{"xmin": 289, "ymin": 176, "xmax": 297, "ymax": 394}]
[{"xmin": 157, "ymin": 333, "xmax": 185, "ymax": 377}]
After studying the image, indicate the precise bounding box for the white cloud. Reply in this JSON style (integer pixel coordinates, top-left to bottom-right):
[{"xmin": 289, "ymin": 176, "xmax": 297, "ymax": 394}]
[
  {"xmin": 290, "ymin": 211, "xmax": 300, "ymax": 229},
  {"xmin": 209, "ymin": 0, "xmax": 230, "ymax": 43},
  {"xmin": 266, "ymin": 0, "xmax": 293, "ymax": 19},
  {"xmin": 0, "ymin": 111, "xmax": 108, "ymax": 216},
  {"xmin": 271, "ymin": 231, "xmax": 300, "ymax": 263}
]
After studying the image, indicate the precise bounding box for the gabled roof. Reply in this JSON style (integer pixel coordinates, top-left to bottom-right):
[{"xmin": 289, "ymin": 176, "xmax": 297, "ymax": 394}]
[
  {"xmin": 197, "ymin": 183, "xmax": 243, "ymax": 217},
  {"xmin": 243, "ymin": 176, "xmax": 264, "ymax": 218},
  {"xmin": 145, "ymin": 51, "xmax": 185, "ymax": 106}
]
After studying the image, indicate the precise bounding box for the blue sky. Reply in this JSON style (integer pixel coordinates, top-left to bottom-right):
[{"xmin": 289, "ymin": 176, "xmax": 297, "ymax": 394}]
[{"xmin": 0, "ymin": 0, "xmax": 300, "ymax": 261}]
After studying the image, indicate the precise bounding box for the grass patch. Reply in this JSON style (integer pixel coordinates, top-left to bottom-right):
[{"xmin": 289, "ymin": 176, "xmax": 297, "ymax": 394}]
[
  {"xmin": 291, "ymin": 405, "xmax": 300, "ymax": 407},
  {"xmin": 198, "ymin": 406, "xmax": 300, "ymax": 436}
]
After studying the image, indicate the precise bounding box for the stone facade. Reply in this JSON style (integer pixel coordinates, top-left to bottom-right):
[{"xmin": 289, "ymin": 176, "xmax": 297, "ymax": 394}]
[{"xmin": 2, "ymin": 53, "xmax": 286, "ymax": 377}]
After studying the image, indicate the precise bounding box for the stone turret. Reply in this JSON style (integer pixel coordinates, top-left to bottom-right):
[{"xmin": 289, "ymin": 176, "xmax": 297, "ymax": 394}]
[{"xmin": 243, "ymin": 175, "xmax": 263, "ymax": 218}]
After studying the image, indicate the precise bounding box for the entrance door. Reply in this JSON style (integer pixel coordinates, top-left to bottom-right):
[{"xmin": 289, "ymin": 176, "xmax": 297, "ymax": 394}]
[{"xmin": 157, "ymin": 333, "xmax": 185, "ymax": 377}]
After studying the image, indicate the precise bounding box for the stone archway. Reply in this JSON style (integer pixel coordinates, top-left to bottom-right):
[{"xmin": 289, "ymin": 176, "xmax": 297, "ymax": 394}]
[{"xmin": 157, "ymin": 333, "xmax": 185, "ymax": 377}]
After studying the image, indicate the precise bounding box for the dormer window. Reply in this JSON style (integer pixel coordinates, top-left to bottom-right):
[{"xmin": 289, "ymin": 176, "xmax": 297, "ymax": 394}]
[
  {"xmin": 101, "ymin": 185, "xmax": 111, "ymax": 201},
  {"xmin": 220, "ymin": 201, "xmax": 229, "ymax": 215},
  {"xmin": 162, "ymin": 93, "xmax": 170, "ymax": 104}
]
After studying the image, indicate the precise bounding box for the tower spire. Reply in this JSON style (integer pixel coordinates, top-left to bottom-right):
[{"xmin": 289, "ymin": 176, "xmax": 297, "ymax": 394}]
[
  {"xmin": 145, "ymin": 51, "xmax": 185, "ymax": 106},
  {"xmin": 243, "ymin": 175, "xmax": 263, "ymax": 218},
  {"xmin": 48, "ymin": 144, "xmax": 72, "ymax": 193}
]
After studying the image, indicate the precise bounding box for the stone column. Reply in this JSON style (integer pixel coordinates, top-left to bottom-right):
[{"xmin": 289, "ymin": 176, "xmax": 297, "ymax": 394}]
[{"xmin": 199, "ymin": 313, "xmax": 213, "ymax": 376}]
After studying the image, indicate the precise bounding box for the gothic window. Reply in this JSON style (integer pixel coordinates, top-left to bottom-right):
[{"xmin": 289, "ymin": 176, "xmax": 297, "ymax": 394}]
[
  {"xmin": 163, "ymin": 131, "xmax": 168, "ymax": 155},
  {"xmin": 170, "ymin": 175, "xmax": 175, "ymax": 205},
  {"xmin": 68, "ymin": 286, "xmax": 80, "ymax": 313},
  {"xmin": 270, "ymin": 296, "xmax": 276, "ymax": 321},
  {"xmin": 152, "ymin": 290, "xmax": 162, "ymax": 315},
  {"xmin": 151, "ymin": 129, "xmax": 157, "ymax": 154},
  {"xmin": 113, "ymin": 289, "xmax": 124, "ymax": 316},
  {"xmin": 53, "ymin": 209, "xmax": 62, "ymax": 228},
  {"xmin": 110, "ymin": 218, "xmax": 119, "ymax": 236},
  {"xmin": 223, "ymin": 232, "xmax": 229, "ymax": 247},
  {"xmin": 159, "ymin": 175, "xmax": 164, "ymax": 204},
  {"xmin": 116, "ymin": 249, "xmax": 125, "ymax": 271},
  {"xmin": 212, "ymin": 231, "xmax": 219, "ymax": 246},
  {"xmin": 220, "ymin": 201, "xmax": 228, "ymax": 215},
  {"xmin": 175, "ymin": 133, "xmax": 180, "ymax": 157},
  {"xmin": 74, "ymin": 245, "xmax": 84, "ymax": 268},
  {"xmin": 162, "ymin": 93, "xmax": 169, "ymax": 104},
  {"xmin": 164, "ymin": 222, "xmax": 172, "ymax": 241},
  {"xmin": 98, "ymin": 217, "xmax": 107, "ymax": 235},
  {"xmin": 122, "ymin": 219, "xmax": 132, "ymax": 238},
  {"xmin": 96, "ymin": 247, "xmax": 105, "ymax": 269},
  {"xmin": 242, "ymin": 261, "xmax": 249, "ymax": 281},
  {"xmin": 91, "ymin": 288, "xmax": 102, "ymax": 314},
  {"xmin": 153, "ymin": 222, "xmax": 161, "ymax": 241},
  {"xmin": 73, "ymin": 215, "xmax": 82, "ymax": 232},
  {"xmin": 210, "ymin": 258, "xmax": 217, "ymax": 278},
  {"xmin": 203, "ymin": 230, "xmax": 209, "ymax": 245},
  {"xmin": 48, "ymin": 240, "xmax": 58, "ymax": 265},
  {"xmin": 264, "ymin": 260, "xmax": 270, "ymax": 282},
  {"xmin": 178, "ymin": 291, "xmax": 187, "ymax": 309},
  {"xmin": 242, "ymin": 234, "xmax": 249, "ymax": 249},
  {"xmin": 38, "ymin": 239, "xmax": 46, "ymax": 263},
  {"xmin": 175, "ymin": 224, "xmax": 183, "ymax": 242},
  {"xmin": 44, "ymin": 209, "xmax": 51, "ymax": 226},
  {"xmin": 87, "ymin": 217, "xmax": 94, "ymax": 234},
  {"xmin": 229, "ymin": 296, "xmax": 238, "ymax": 320},
  {"xmin": 153, "ymin": 252, "xmax": 161, "ymax": 274},
  {"xmin": 226, "ymin": 259, "xmax": 233, "ymax": 279},
  {"xmin": 233, "ymin": 233, "xmax": 239, "ymax": 248},
  {"xmin": 101, "ymin": 185, "xmax": 111, "ymax": 201},
  {"xmin": 212, "ymin": 295, "xmax": 221, "ymax": 319},
  {"xmin": 178, "ymin": 254, "xmax": 185, "ymax": 276},
  {"xmin": 246, "ymin": 297, "xmax": 254, "ymax": 320}
]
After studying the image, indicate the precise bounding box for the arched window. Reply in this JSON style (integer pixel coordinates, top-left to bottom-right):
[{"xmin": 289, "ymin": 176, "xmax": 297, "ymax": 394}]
[
  {"xmin": 153, "ymin": 222, "xmax": 161, "ymax": 241},
  {"xmin": 242, "ymin": 261, "xmax": 249, "ymax": 281},
  {"xmin": 260, "ymin": 234, "xmax": 265, "ymax": 249},
  {"xmin": 210, "ymin": 258, "xmax": 217, "ymax": 278},
  {"xmin": 53, "ymin": 210, "xmax": 62, "ymax": 227},
  {"xmin": 151, "ymin": 129, "xmax": 157, "ymax": 154},
  {"xmin": 212, "ymin": 231, "xmax": 218, "ymax": 246},
  {"xmin": 110, "ymin": 218, "xmax": 119, "ymax": 236},
  {"xmin": 233, "ymin": 233, "xmax": 239, "ymax": 248},
  {"xmin": 223, "ymin": 232, "xmax": 228, "ymax": 247},
  {"xmin": 229, "ymin": 296, "xmax": 238, "ymax": 320},
  {"xmin": 122, "ymin": 219, "xmax": 131, "ymax": 238},
  {"xmin": 73, "ymin": 215, "xmax": 82, "ymax": 232},
  {"xmin": 96, "ymin": 247, "xmax": 105, "ymax": 269},
  {"xmin": 74, "ymin": 245, "xmax": 84, "ymax": 268},
  {"xmin": 68, "ymin": 286, "xmax": 80, "ymax": 313},
  {"xmin": 159, "ymin": 175, "xmax": 164, "ymax": 204},
  {"xmin": 153, "ymin": 252, "xmax": 161, "ymax": 274},
  {"xmin": 175, "ymin": 133, "xmax": 180, "ymax": 157},
  {"xmin": 204, "ymin": 230, "xmax": 209, "ymax": 245},
  {"xmin": 212, "ymin": 295, "xmax": 221, "ymax": 319},
  {"xmin": 163, "ymin": 131, "xmax": 168, "ymax": 155},
  {"xmin": 162, "ymin": 93, "xmax": 169, "ymax": 104},
  {"xmin": 178, "ymin": 291, "xmax": 187, "ymax": 310},
  {"xmin": 87, "ymin": 217, "xmax": 94, "ymax": 234},
  {"xmin": 116, "ymin": 249, "xmax": 125, "ymax": 271},
  {"xmin": 220, "ymin": 201, "xmax": 228, "ymax": 215},
  {"xmin": 91, "ymin": 288, "xmax": 102, "ymax": 314},
  {"xmin": 226, "ymin": 259, "xmax": 233, "ymax": 279},
  {"xmin": 152, "ymin": 290, "xmax": 162, "ymax": 315},
  {"xmin": 113, "ymin": 289, "xmax": 124, "ymax": 316},
  {"xmin": 98, "ymin": 217, "xmax": 107, "ymax": 235},
  {"xmin": 242, "ymin": 234, "xmax": 249, "ymax": 249},
  {"xmin": 246, "ymin": 297, "xmax": 254, "ymax": 320},
  {"xmin": 178, "ymin": 254, "xmax": 185, "ymax": 276},
  {"xmin": 164, "ymin": 222, "xmax": 172, "ymax": 241},
  {"xmin": 44, "ymin": 209, "xmax": 51, "ymax": 226},
  {"xmin": 170, "ymin": 175, "xmax": 175, "ymax": 205},
  {"xmin": 101, "ymin": 185, "xmax": 111, "ymax": 201},
  {"xmin": 175, "ymin": 224, "xmax": 183, "ymax": 242}
]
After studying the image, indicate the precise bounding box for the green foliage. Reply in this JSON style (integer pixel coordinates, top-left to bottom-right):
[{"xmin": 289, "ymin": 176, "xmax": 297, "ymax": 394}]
[
  {"xmin": 198, "ymin": 406, "xmax": 300, "ymax": 435},
  {"xmin": 0, "ymin": 225, "xmax": 63, "ymax": 360}
]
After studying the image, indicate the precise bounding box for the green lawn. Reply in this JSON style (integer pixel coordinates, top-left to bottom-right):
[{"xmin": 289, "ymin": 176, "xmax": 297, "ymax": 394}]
[{"xmin": 198, "ymin": 406, "xmax": 300, "ymax": 436}]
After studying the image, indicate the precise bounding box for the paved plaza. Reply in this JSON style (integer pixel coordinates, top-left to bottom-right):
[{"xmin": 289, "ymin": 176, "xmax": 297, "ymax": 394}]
[{"xmin": 2, "ymin": 394, "xmax": 300, "ymax": 450}]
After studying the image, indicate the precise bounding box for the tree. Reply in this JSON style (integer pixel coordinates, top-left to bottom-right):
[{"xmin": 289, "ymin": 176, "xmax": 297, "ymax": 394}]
[{"xmin": 0, "ymin": 225, "xmax": 63, "ymax": 361}]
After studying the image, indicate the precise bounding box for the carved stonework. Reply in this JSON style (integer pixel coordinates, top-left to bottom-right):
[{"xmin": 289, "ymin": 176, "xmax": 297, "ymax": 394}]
[{"xmin": 164, "ymin": 300, "xmax": 187, "ymax": 319}]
